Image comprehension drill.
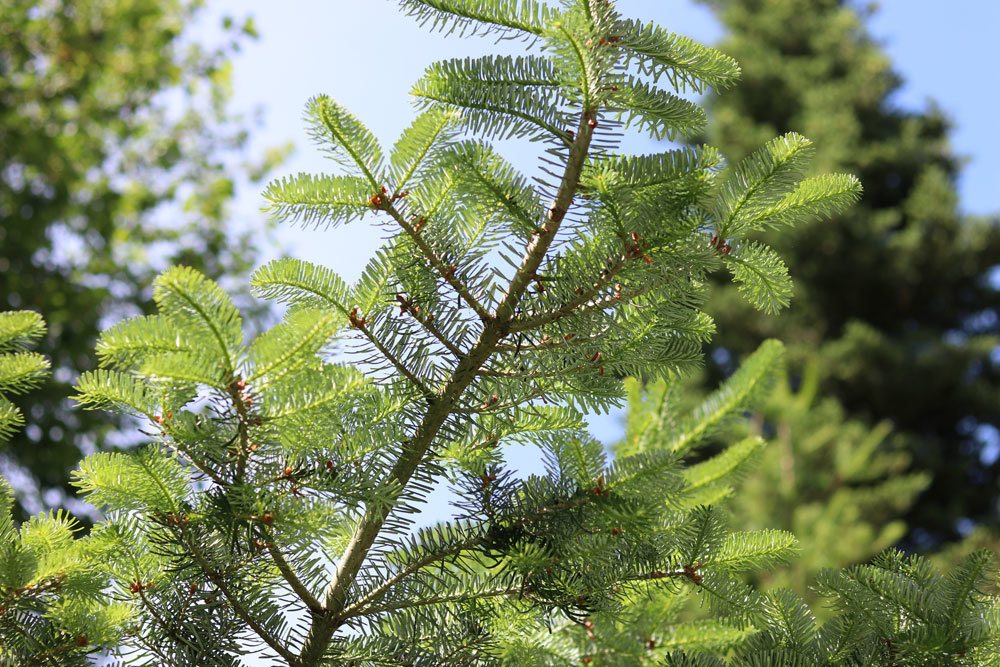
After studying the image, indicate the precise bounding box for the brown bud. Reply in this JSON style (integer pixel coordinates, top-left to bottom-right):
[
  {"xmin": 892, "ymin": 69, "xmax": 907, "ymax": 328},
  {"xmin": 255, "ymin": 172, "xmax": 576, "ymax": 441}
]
[{"xmin": 592, "ymin": 473, "xmax": 606, "ymax": 496}]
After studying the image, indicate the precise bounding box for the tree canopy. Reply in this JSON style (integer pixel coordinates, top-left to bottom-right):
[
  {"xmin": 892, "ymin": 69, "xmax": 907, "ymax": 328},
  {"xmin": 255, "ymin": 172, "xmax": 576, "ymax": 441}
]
[
  {"xmin": 694, "ymin": 0, "xmax": 1000, "ymax": 548},
  {"xmin": 0, "ymin": 0, "xmax": 283, "ymax": 519}
]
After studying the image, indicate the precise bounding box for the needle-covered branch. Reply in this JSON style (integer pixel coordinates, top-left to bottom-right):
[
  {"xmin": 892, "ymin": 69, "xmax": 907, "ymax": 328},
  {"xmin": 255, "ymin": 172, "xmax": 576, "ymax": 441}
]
[{"xmin": 10, "ymin": 2, "xmax": 992, "ymax": 667}]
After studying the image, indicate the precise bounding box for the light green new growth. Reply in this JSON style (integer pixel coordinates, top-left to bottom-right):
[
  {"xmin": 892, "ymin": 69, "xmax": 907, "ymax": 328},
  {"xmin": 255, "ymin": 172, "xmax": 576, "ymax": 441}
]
[
  {"xmin": 2, "ymin": 1, "xmax": 994, "ymax": 666},
  {"xmin": 1, "ymin": 313, "xmax": 129, "ymax": 665},
  {"xmin": 0, "ymin": 311, "xmax": 49, "ymax": 441},
  {"xmin": 574, "ymin": 340, "xmax": 999, "ymax": 665}
]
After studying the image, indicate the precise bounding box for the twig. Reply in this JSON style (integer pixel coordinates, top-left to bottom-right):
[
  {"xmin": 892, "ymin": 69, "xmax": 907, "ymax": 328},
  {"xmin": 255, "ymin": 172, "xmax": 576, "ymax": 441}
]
[
  {"xmin": 266, "ymin": 541, "xmax": 324, "ymax": 614},
  {"xmin": 386, "ymin": 206, "xmax": 493, "ymax": 321}
]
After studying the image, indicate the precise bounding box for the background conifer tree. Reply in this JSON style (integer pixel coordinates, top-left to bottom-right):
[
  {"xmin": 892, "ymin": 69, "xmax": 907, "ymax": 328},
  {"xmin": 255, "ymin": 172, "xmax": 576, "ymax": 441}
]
[
  {"xmin": 727, "ymin": 368, "xmax": 929, "ymax": 604},
  {"xmin": 621, "ymin": 356, "xmax": 930, "ymax": 608},
  {"xmin": 692, "ymin": 0, "xmax": 1000, "ymax": 548},
  {"xmin": 0, "ymin": 0, "xmax": 285, "ymax": 520}
]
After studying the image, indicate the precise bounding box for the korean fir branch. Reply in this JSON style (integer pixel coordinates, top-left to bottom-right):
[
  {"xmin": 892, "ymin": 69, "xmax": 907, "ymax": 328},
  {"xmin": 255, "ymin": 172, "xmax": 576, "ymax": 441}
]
[
  {"xmin": 246, "ymin": 0, "xmax": 856, "ymax": 663},
  {"xmin": 294, "ymin": 41, "xmax": 606, "ymax": 667}
]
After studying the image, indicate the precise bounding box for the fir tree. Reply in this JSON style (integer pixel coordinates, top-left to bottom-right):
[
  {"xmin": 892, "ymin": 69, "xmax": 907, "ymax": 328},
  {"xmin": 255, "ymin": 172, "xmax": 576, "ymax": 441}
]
[
  {"xmin": 729, "ymin": 367, "xmax": 929, "ymax": 604},
  {"xmin": 693, "ymin": 0, "xmax": 1000, "ymax": 547},
  {"xmin": 1, "ymin": 1, "xmax": 997, "ymax": 665}
]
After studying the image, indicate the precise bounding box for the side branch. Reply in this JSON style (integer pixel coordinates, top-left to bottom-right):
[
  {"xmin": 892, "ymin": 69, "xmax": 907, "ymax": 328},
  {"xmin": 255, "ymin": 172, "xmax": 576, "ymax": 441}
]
[
  {"xmin": 386, "ymin": 206, "xmax": 493, "ymax": 321},
  {"xmin": 396, "ymin": 292, "xmax": 466, "ymax": 359},
  {"xmin": 494, "ymin": 330, "xmax": 605, "ymax": 353},
  {"xmin": 352, "ymin": 318, "xmax": 433, "ymax": 398},
  {"xmin": 183, "ymin": 537, "xmax": 297, "ymax": 664},
  {"xmin": 346, "ymin": 585, "xmax": 522, "ymax": 618},
  {"xmin": 343, "ymin": 467, "xmax": 615, "ymax": 624},
  {"xmin": 510, "ymin": 253, "xmax": 629, "ymax": 332},
  {"xmin": 266, "ymin": 541, "xmax": 324, "ymax": 614},
  {"xmin": 338, "ymin": 539, "xmax": 478, "ymax": 622}
]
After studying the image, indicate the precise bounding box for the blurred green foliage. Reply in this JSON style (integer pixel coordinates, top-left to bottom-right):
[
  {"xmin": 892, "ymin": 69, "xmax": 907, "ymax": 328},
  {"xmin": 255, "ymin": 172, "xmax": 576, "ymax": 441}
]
[
  {"xmin": 695, "ymin": 0, "xmax": 1000, "ymax": 548},
  {"xmin": 728, "ymin": 364, "xmax": 929, "ymax": 608},
  {"xmin": 0, "ymin": 0, "xmax": 285, "ymax": 520},
  {"xmin": 624, "ymin": 356, "xmax": 929, "ymax": 611}
]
